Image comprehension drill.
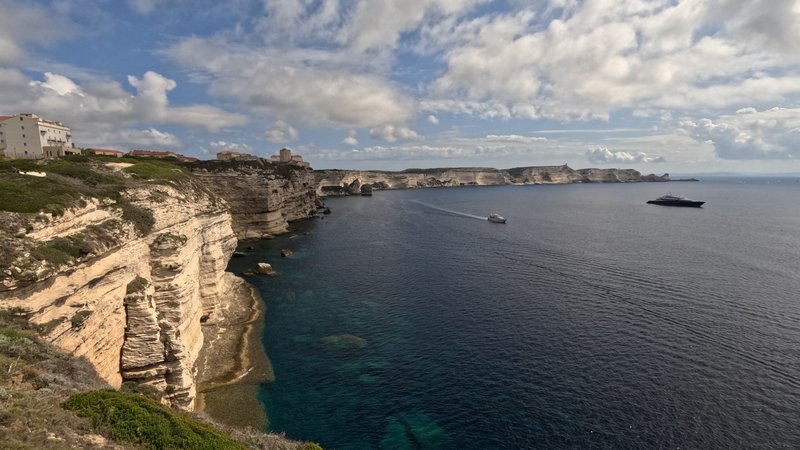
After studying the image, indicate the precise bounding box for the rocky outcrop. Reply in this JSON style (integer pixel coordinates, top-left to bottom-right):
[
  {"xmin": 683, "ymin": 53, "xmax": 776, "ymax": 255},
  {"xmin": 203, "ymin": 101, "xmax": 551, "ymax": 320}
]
[
  {"xmin": 0, "ymin": 184, "xmax": 237, "ymax": 411},
  {"xmin": 316, "ymin": 165, "xmax": 669, "ymax": 195},
  {"xmin": 192, "ymin": 159, "xmax": 317, "ymax": 239}
]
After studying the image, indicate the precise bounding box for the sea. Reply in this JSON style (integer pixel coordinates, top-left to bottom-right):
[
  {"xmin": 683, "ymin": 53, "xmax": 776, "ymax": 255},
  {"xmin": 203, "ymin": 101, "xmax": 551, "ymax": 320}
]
[{"xmin": 227, "ymin": 177, "xmax": 800, "ymax": 449}]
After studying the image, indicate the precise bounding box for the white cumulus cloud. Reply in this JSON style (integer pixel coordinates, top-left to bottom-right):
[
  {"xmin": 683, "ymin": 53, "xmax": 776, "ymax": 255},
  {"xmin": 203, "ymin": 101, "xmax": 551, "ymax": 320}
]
[
  {"xmin": 82, "ymin": 128, "xmax": 183, "ymax": 149},
  {"xmin": 0, "ymin": 0, "xmax": 75, "ymax": 62},
  {"xmin": 485, "ymin": 134, "xmax": 548, "ymax": 144},
  {"xmin": 342, "ymin": 129, "xmax": 359, "ymax": 146},
  {"xmin": 424, "ymin": 0, "xmax": 800, "ymax": 120},
  {"xmin": 681, "ymin": 107, "xmax": 800, "ymax": 159},
  {"xmin": 585, "ymin": 147, "xmax": 666, "ymax": 164},
  {"xmin": 170, "ymin": 37, "xmax": 415, "ymax": 127},
  {"xmin": 209, "ymin": 141, "xmax": 251, "ymax": 152},
  {"xmin": 369, "ymin": 125, "xmax": 421, "ymax": 142},
  {"xmin": 265, "ymin": 120, "xmax": 299, "ymax": 143}
]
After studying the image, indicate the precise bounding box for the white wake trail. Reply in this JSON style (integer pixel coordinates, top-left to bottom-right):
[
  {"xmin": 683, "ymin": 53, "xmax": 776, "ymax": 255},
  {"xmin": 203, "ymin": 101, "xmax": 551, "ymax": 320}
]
[{"xmin": 411, "ymin": 200, "xmax": 486, "ymax": 221}]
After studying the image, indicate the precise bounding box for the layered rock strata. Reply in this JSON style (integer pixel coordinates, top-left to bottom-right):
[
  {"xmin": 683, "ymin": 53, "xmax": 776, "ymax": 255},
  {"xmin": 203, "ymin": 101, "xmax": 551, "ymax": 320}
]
[
  {"xmin": 0, "ymin": 184, "xmax": 237, "ymax": 410},
  {"xmin": 192, "ymin": 159, "xmax": 317, "ymax": 239},
  {"xmin": 316, "ymin": 165, "xmax": 669, "ymax": 195}
]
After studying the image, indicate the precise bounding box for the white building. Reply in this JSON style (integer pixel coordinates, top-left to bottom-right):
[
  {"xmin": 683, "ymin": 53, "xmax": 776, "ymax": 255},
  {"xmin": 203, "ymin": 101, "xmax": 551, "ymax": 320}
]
[{"xmin": 0, "ymin": 113, "xmax": 77, "ymax": 159}]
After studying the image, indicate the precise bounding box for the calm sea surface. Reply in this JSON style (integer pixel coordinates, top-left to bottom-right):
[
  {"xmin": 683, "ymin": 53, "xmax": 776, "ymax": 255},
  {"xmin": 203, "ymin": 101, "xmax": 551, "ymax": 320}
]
[{"xmin": 228, "ymin": 178, "xmax": 800, "ymax": 449}]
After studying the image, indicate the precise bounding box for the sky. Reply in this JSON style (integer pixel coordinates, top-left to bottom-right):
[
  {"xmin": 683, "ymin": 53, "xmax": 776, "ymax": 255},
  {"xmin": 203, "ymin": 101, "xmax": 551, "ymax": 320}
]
[{"xmin": 1, "ymin": 0, "xmax": 800, "ymax": 173}]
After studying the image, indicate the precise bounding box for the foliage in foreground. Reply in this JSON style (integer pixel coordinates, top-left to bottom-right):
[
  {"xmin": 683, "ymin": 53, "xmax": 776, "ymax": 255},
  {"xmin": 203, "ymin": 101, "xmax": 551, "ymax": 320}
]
[
  {"xmin": 0, "ymin": 311, "xmax": 323, "ymax": 449},
  {"xmin": 62, "ymin": 390, "xmax": 247, "ymax": 450}
]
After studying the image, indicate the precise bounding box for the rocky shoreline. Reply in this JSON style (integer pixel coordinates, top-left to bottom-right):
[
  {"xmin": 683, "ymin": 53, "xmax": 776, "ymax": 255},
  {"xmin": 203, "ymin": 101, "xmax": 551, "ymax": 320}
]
[{"xmin": 195, "ymin": 274, "xmax": 273, "ymax": 429}]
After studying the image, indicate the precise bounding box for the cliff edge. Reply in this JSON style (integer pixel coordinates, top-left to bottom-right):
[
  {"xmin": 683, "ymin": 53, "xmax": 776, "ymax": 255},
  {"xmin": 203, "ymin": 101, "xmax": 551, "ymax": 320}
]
[{"xmin": 192, "ymin": 158, "xmax": 317, "ymax": 240}]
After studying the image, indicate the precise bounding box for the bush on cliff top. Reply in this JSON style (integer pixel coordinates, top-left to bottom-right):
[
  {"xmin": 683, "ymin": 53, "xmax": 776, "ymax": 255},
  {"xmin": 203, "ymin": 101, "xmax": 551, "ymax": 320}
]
[
  {"xmin": 63, "ymin": 390, "xmax": 247, "ymax": 450},
  {"xmin": 126, "ymin": 276, "xmax": 149, "ymax": 294}
]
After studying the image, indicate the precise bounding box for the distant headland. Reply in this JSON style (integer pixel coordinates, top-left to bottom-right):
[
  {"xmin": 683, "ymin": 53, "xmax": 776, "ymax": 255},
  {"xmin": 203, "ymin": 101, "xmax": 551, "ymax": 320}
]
[{"xmin": 314, "ymin": 165, "xmax": 670, "ymax": 196}]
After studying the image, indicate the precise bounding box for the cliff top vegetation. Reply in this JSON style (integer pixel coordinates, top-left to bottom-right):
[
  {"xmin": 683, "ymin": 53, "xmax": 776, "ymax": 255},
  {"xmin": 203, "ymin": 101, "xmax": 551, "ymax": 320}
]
[
  {"xmin": 0, "ymin": 155, "xmax": 214, "ymax": 291},
  {"xmin": 0, "ymin": 155, "xmax": 192, "ymax": 215},
  {"xmin": 192, "ymin": 158, "xmax": 308, "ymax": 179}
]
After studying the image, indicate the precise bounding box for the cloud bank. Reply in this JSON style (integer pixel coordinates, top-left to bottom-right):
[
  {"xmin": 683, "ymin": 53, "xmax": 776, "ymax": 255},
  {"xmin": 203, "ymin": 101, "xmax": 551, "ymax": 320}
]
[
  {"xmin": 682, "ymin": 107, "xmax": 800, "ymax": 159},
  {"xmin": 585, "ymin": 147, "xmax": 666, "ymax": 164}
]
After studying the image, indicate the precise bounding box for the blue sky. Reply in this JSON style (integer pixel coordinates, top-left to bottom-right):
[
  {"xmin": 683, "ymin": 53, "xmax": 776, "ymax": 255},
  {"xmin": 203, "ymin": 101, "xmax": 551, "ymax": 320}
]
[{"xmin": 2, "ymin": 0, "xmax": 800, "ymax": 173}]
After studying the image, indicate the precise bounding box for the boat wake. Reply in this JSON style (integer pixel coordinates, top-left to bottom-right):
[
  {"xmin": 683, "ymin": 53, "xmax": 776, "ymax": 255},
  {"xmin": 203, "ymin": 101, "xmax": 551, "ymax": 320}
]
[{"xmin": 411, "ymin": 200, "xmax": 486, "ymax": 221}]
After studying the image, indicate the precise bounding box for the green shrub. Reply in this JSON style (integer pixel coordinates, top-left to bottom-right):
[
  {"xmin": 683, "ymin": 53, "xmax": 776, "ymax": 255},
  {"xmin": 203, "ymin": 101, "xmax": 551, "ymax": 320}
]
[
  {"xmin": 120, "ymin": 381, "xmax": 162, "ymax": 401},
  {"xmin": 32, "ymin": 237, "xmax": 83, "ymax": 265},
  {"xmin": 62, "ymin": 390, "xmax": 247, "ymax": 450},
  {"xmin": 0, "ymin": 176, "xmax": 77, "ymax": 214},
  {"xmin": 117, "ymin": 199, "xmax": 155, "ymax": 235},
  {"xmin": 70, "ymin": 311, "xmax": 92, "ymax": 329},
  {"xmin": 42, "ymin": 159, "xmax": 118, "ymax": 186},
  {"xmin": 0, "ymin": 329, "xmax": 28, "ymax": 342},
  {"xmin": 126, "ymin": 276, "xmax": 149, "ymax": 294},
  {"xmin": 0, "ymin": 159, "xmax": 40, "ymax": 173}
]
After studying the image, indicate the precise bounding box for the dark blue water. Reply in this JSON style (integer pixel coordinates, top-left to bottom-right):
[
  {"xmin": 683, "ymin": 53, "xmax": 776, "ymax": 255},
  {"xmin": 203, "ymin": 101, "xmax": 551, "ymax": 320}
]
[{"xmin": 229, "ymin": 178, "xmax": 800, "ymax": 449}]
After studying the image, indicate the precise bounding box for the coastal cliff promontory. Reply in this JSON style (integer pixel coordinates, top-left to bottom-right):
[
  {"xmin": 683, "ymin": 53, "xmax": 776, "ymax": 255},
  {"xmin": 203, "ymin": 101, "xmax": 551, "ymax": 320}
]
[
  {"xmin": 0, "ymin": 155, "xmax": 318, "ymax": 416},
  {"xmin": 315, "ymin": 165, "xmax": 668, "ymax": 195},
  {"xmin": 192, "ymin": 158, "xmax": 317, "ymax": 239},
  {"xmin": 0, "ymin": 159, "xmax": 237, "ymax": 410}
]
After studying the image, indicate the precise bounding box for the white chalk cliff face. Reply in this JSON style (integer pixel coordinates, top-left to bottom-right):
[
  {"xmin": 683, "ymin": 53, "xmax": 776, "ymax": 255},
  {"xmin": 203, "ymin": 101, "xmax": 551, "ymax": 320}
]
[
  {"xmin": 315, "ymin": 166, "xmax": 669, "ymax": 195},
  {"xmin": 0, "ymin": 185, "xmax": 237, "ymax": 410},
  {"xmin": 192, "ymin": 159, "xmax": 317, "ymax": 239}
]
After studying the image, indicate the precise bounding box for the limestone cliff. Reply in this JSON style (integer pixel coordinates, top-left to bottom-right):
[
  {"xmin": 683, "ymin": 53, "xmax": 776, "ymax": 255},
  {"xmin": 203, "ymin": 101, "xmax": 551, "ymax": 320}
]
[
  {"xmin": 316, "ymin": 165, "xmax": 669, "ymax": 195},
  {"xmin": 0, "ymin": 183, "xmax": 237, "ymax": 411},
  {"xmin": 192, "ymin": 159, "xmax": 317, "ymax": 239}
]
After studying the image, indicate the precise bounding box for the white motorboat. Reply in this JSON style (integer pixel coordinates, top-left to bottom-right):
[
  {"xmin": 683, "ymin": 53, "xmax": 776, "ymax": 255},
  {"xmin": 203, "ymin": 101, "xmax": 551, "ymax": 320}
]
[{"xmin": 488, "ymin": 213, "xmax": 506, "ymax": 223}]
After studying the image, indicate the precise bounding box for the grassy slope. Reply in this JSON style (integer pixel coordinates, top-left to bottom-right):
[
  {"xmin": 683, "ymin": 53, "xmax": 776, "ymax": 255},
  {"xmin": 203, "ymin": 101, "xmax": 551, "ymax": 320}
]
[{"xmin": 0, "ymin": 155, "xmax": 190, "ymax": 215}]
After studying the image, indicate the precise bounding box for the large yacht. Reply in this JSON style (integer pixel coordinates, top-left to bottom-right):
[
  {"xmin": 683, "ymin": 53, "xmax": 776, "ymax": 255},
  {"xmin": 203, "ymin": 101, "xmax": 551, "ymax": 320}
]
[{"xmin": 647, "ymin": 194, "xmax": 705, "ymax": 207}]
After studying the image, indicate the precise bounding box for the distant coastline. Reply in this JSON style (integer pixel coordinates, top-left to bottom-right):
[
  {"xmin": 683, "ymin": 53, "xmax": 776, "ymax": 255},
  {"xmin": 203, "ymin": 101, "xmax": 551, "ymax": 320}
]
[{"xmin": 314, "ymin": 164, "xmax": 669, "ymax": 196}]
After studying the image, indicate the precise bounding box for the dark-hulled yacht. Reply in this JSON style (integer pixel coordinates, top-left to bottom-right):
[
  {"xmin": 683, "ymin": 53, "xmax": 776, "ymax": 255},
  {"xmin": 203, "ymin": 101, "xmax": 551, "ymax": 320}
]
[{"xmin": 647, "ymin": 194, "xmax": 705, "ymax": 207}]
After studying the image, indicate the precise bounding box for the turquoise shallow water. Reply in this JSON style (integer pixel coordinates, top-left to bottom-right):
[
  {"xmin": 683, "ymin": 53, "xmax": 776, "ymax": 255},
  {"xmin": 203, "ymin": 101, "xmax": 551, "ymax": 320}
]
[{"xmin": 228, "ymin": 179, "xmax": 800, "ymax": 449}]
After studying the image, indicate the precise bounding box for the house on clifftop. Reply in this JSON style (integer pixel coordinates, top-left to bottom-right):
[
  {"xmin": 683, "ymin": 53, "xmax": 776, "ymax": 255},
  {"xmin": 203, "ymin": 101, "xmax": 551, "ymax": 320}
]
[{"xmin": 0, "ymin": 113, "xmax": 78, "ymax": 159}]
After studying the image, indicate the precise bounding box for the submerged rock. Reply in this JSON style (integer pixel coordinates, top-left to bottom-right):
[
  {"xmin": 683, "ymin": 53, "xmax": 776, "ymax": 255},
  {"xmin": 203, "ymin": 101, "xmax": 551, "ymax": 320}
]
[
  {"xmin": 320, "ymin": 334, "xmax": 368, "ymax": 349},
  {"xmin": 280, "ymin": 249, "xmax": 293, "ymax": 257}
]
